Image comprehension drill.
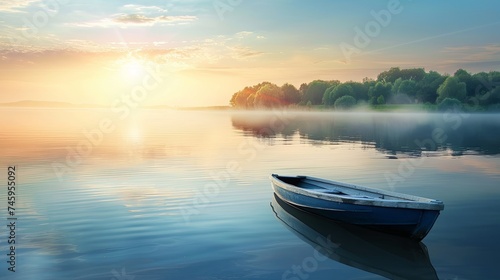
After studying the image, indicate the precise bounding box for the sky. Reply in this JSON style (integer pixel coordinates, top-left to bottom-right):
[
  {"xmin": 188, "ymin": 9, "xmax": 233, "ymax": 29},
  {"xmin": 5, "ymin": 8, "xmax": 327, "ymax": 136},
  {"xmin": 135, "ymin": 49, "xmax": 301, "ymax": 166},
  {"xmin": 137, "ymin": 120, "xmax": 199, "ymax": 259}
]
[{"xmin": 0, "ymin": 0, "xmax": 499, "ymax": 107}]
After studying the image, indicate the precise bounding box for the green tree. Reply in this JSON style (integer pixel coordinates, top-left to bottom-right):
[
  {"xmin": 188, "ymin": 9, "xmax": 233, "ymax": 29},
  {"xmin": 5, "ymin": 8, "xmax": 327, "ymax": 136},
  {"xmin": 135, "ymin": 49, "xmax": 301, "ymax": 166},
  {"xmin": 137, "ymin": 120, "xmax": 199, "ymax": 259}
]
[
  {"xmin": 489, "ymin": 71, "xmax": 500, "ymax": 85},
  {"xmin": 483, "ymin": 86, "xmax": 500, "ymax": 106},
  {"xmin": 392, "ymin": 78, "xmax": 403, "ymax": 95},
  {"xmin": 454, "ymin": 69, "xmax": 476, "ymax": 97},
  {"xmin": 230, "ymin": 82, "xmax": 275, "ymax": 108},
  {"xmin": 391, "ymin": 79, "xmax": 418, "ymax": 103},
  {"xmin": 246, "ymin": 93, "xmax": 257, "ymax": 107},
  {"xmin": 281, "ymin": 83, "xmax": 300, "ymax": 105},
  {"xmin": 229, "ymin": 67, "xmax": 499, "ymax": 110},
  {"xmin": 230, "ymin": 87, "xmax": 255, "ymax": 108},
  {"xmin": 322, "ymin": 85, "xmax": 337, "ymax": 106},
  {"xmin": 362, "ymin": 78, "xmax": 377, "ymax": 101},
  {"xmin": 363, "ymin": 77, "xmax": 375, "ymax": 83},
  {"xmin": 469, "ymin": 71, "xmax": 500, "ymax": 100},
  {"xmin": 387, "ymin": 78, "xmax": 411, "ymax": 104},
  {"xmin": 254, "ymin": 83, "xmax": 284, "ymax": 108},
  {"xmin": 334, "ymin": 95, "xmax": 357, "ymax": 109},
  {"xmin": 344, "ymin": 81, "xmax": 369, "ymax": 102},
  {"xmin": 368, "ymin": 82, "xmax": 392, "ymax": 104},
  {"xmin": 437, "ymin": 76, "xmax": 467, "ymax": 103},
  {"xmin": 471, "ymin": 72, "xmax": 490, "ymax": 96},
  {"xmin": 377, "ymin": 67, "xmax": 401, "ymax": 83},
  {"xmin": 377, "ymin": 95, "xmax": 385, "ymax": 105},
  {"xmin": 399, "ymin": 80, "xmax": 418, "ymax": 96},
  {"xmin": 377, "ymin": 67, "xmax": 425, "ymax": 83},
  {"xmin": 323, "ymin": 84, "xmax": 353, "ymax": 106},
  {"xmin": 302, "ymin": 80, "xmax": 332, "ymax": 105},
  {"xmin": 416, "ymin": 71, "xmax": 446, "ymax": 103},
  {"xmin": 438, "ymin": 98, "xmax": 463, "ymax": 111},
  {"xmin": 400, "ymin": 68, "xmax": 425, "ymax": 81},
  {"xmin": 298, "ymin": 83, "xmax": 308, "ymax": 101}
]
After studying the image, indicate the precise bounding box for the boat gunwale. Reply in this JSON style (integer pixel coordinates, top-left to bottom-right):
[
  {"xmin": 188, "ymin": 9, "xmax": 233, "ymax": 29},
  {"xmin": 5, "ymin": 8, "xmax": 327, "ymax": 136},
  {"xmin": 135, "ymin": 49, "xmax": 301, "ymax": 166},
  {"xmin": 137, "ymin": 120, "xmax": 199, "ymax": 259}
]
[{"xmin": 271, "ymin": 174, "xmax": 444, "ymax": 211}]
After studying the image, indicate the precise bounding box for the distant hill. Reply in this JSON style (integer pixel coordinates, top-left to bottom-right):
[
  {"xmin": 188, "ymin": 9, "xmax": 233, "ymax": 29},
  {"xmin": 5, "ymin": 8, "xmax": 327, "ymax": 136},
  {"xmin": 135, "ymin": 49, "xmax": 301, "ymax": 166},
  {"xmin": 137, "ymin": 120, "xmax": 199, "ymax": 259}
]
[
  {"xmin": 0, "ymin": 100, "xmax": 103, "ymax": 108},
  {"xmin": 177, "ymin": 106, "xmax": 231, "ymax": 110},
  {"xmin": 0, "ymin": 100, "xmax": 230, "ymax": 110}
]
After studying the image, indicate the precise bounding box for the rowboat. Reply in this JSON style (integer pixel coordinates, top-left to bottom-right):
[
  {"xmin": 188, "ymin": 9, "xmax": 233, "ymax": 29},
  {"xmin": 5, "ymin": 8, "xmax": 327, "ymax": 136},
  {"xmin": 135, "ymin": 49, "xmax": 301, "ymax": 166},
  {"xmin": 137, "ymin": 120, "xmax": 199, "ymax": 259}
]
[
  {"xmin": 270, "ymin": 174, "xmax": 444, "ymax": 240},
  {"xmin": 270, "ymin": 194, "xmax": 438, "ymax": 280}
]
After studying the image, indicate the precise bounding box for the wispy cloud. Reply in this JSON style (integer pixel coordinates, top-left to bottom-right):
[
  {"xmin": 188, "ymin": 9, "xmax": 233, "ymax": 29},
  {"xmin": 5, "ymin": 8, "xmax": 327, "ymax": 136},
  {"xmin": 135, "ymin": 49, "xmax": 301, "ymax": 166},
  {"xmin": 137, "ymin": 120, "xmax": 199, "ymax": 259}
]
[
  {"xmin": 441, "ymin": 44, "xmax": 500, "ymax": 62},
  {"xmin": 0, "ymin": 0, "xmax": 40, "ymax": 13},
  {"xmin": 71, "ymin": 13, "xmax": 198, "ymax": 28},
  {"xmin": 235, "ymin": 31, "xmax": 254, "ymax": 39},
  {"xmin": 115, "ymin": 14, "xmax": 196, "ymax": 24},
  {"xmin": 228, "ymin": 46, "xmax": 265, "ymax": 59},
  {"xmin": 120, "ymin": 4, "xmax": 168, "ymax": 14},
  {"xmin": 234, "ymin": 31, "xmax": 266, "ymax": 40}
]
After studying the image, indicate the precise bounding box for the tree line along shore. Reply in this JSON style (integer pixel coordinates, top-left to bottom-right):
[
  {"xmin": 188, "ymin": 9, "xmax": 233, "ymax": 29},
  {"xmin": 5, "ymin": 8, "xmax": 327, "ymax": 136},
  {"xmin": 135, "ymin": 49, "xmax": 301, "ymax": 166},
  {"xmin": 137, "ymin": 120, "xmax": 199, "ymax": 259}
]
[{"xmin": 229, "ymin": 67, "xmax": 500, "ymax": 111}]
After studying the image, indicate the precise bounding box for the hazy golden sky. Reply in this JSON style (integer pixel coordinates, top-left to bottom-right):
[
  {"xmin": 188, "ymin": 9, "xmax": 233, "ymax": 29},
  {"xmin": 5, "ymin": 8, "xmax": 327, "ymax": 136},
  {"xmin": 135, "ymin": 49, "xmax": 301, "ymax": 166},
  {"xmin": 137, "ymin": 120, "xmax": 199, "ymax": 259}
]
[{"xmin": 1, "ymin": 0, "xmax": 499, "ymax": 106}]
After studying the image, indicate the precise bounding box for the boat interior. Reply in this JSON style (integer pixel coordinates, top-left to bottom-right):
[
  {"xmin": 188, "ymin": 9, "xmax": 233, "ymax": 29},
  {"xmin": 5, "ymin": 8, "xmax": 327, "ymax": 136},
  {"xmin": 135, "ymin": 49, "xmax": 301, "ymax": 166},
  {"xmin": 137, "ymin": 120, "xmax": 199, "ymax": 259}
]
[{"xmin": 277, "ymin": 175, "xmax": 408, "ymax": 201}]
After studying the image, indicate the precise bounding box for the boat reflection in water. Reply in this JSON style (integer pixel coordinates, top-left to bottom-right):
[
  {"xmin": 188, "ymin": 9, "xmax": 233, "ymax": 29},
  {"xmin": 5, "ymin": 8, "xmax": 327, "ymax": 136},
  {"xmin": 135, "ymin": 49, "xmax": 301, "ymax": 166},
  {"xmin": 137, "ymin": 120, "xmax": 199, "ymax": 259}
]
[{"xmin": 271, "ymin": 194, "xmax": 439, "ymax": 280}]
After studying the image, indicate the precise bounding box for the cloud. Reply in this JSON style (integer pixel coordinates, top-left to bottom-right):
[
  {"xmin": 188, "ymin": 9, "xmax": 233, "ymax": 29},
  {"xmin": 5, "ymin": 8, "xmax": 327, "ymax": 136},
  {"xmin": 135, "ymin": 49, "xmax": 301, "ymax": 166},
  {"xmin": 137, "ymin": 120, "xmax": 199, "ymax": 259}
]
[
  {"xmin": 113, "ymin": 14, "xmax": 158, "ymax": 24},
  {"xmin": 120, "ymin": 4, "xmax": 168, "ymax": 14},
  {"xmin": 228, "ymin": 46, "xmax": 265, "ymax": 59},
  {"xmin": 235, "ymin": 31, "xmax": 254, "ymax": 39},
  {"xmin": 441, "ymin": 44, "xmax": 500, "ymax": 63},
  {"xmin": 0, "ymin": 28, "xmax": 268, "ymax": 74},
  {"xmin": 115, "ymin": 14, "xmax": 196, "ymax": 24},
  {"xmin": 0, "ymin": 0, "xmax": 40, "ymax": 13},
  {"xmin": 234, "ymin": 31, "xmax": 266, "ymax": 40},
  {"xmin": 71, "ymin": 13, "xmax": 198, "ymax": 28}
]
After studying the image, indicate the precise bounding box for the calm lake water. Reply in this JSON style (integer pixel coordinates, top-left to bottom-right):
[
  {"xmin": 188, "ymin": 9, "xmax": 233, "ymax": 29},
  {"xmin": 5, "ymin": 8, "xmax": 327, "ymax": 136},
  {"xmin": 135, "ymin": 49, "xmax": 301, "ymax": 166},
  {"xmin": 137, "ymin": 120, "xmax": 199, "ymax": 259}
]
[{"xmin": 1, "ymin": 108, "xmax": 500, "ymax": 280}]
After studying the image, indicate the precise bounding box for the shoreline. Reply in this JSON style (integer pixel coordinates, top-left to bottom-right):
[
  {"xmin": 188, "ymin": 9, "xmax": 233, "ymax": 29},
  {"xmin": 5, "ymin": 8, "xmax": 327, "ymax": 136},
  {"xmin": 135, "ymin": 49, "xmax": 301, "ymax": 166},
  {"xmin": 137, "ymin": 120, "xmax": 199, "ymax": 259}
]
[{"xmin": 2, "ymin": 102, "xmax": 499, "ymax": 113}]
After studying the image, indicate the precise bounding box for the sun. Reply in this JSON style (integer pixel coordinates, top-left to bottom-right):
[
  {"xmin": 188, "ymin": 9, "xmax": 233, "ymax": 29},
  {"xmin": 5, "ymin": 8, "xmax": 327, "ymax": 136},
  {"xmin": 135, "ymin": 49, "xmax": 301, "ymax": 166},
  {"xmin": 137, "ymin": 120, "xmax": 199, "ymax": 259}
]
[
  {"xmin": 120, "ymin": 58, "xmax": 146, "ymax": 80},
  {"xmin": 127, "ymin": 126, "xmax": 142, "ymax": 144}
]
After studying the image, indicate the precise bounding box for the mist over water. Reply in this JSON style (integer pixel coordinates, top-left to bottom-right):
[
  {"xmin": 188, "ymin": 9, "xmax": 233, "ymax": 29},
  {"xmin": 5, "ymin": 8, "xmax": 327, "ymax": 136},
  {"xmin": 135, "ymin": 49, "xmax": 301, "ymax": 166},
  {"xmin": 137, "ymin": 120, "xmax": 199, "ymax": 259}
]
[
  {"xmin": 1, "ymin": 108, "xmax": 499, "ymax": 279},
  {"xmin": 232, "ymin": 111, "xmax": 500, "ymax": 156}
]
